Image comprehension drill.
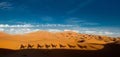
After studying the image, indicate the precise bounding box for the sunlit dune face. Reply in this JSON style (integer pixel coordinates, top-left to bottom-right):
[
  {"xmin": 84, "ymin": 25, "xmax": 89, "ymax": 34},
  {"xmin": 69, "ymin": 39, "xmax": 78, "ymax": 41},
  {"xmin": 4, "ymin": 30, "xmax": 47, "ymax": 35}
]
[{"xmin": 0, "ymin": 31, "xmax": 119, "ymax": 50}]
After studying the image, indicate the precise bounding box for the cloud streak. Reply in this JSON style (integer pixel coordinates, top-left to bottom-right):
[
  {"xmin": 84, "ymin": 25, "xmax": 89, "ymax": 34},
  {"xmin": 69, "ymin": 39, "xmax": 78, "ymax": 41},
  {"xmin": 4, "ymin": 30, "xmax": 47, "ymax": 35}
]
[
  {"xmin": 0, "ymin": 2, "xmax": 13, "ymax": 10},
  {"xmin": 41, "ymin": 16, "xmax": 53, "ymax": 21},
  {"xmin": 0, "ymin": 24, "xmax": 75, "ymax": 28},
  {"xmin": 0, "ymin": 24, "xmax": 120, "ymax": 37},
  {"xmin": 66, "ymin": 17, "xmax": 100, "ymax": 26},
  {"xmin": 67, "ymin": 0, "xmax": 93, "ymax": 14}
]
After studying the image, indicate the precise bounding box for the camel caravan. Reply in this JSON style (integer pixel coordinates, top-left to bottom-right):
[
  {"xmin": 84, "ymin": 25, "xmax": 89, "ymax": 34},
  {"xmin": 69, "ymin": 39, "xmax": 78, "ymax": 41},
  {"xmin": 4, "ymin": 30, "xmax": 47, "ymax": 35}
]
[{"xmin": 20, "ymin": 44, "xmax": 87, "ymax": 49}]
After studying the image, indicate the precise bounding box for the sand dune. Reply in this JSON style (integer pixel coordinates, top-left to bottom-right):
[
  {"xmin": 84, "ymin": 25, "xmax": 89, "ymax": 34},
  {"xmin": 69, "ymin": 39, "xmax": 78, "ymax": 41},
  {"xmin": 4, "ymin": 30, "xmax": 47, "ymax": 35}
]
[
  {"xmin": 0, "ymin": 31, "xmax": 120, "ymax": 57},
  {"xmin": 0, "ymin": 31, "xmax": 120, "ymax": 50}
]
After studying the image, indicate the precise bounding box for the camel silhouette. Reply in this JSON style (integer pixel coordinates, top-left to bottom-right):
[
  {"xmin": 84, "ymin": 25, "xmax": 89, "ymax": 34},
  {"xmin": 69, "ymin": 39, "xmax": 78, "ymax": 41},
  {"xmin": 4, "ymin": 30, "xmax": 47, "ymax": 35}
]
[
  {"xmin": 37, "ymin": 44, "xmax": 44, "ymax": 48},
  {"xmin": 67, "ymin": 44, "xmax": 76, "ymax": 48},
  {"xmin": 20, "ymin": 44, "xmax": 26, "ymax": 49},
  {"xmin": 51, "ymin": 44, "xmax": 57, "ymax": 48},
  {"xmin": 27, "ymin": 44, "xmax": 34, "ymax": 49},
  {"xmin": 59, "ymin": 44, "xmax": 66, "ymax": 48},
  {"xmin": 45, "ymin": 44, "xmax": 50, "ymax": 48}
]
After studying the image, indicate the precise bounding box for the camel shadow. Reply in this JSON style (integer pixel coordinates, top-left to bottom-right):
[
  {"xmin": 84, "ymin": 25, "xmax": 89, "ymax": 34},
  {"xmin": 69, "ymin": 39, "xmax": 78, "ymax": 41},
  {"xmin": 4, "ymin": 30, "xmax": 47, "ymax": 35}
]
[{"xmin": 0, "ymin": 43, "xmax": 120, "ymax": 57}]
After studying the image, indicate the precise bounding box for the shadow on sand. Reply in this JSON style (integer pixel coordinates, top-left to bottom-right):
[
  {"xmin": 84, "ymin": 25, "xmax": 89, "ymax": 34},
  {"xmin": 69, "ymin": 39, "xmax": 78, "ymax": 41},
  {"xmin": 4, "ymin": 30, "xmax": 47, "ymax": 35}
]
[{"xmin": 0, "ymin": 43, "xmax": 120, "ymax": 57}]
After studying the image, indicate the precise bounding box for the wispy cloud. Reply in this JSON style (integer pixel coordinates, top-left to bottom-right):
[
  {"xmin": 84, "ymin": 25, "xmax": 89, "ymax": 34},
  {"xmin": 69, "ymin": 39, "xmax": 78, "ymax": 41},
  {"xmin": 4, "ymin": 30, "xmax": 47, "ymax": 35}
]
[
  {"xmin": 41, "ymin": 16, "xmax": 53, "ymax": 21},
  {"xmin": 67, "ymin": 0, "xmax": 93, "ymax": 14},
  {"xmin": 0, "ymin": 24, "xmax": 120, "ymax": 37},
  {"xmin": 0, "ymin": 24, "xmax": 75, "ymax": 28},
  {"xmin": 0, "ymin": 24, "xmax": 76, "ymax": 34},
  {"xmin": 81, "ymin": 22, "xmax": 99, "ymax": 26},
  {"xmin": 0, "ymin": 2, "xmax": 13, "ymax": 10},
  {"xmin": 74, "ymin": 27, "xmax": 120, "ymax": 37},
  {"xmin": 0, "ymin": 24, "xmax": 34, "ymax": 27},
  {"xmin": 66, "ymin": 17, "xmax": 100, "ymax": 26},
  {"xmin": 67, "ymin": 18, "xmax": 85, "ymax": 23}
]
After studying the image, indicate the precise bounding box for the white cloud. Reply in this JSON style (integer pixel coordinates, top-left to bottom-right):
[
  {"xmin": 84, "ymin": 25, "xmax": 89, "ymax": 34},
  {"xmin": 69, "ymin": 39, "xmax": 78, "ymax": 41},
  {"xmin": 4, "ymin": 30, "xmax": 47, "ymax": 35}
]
[
  {"xmin": 84, "ymin": 30, "xmax": 96, "ymax": 34},
  {"xmin": 0, "ymin": 24, "xmax": 34, "ymax": 27},
  {"xmin": 0, "ymin": 24, "xmax": 120, "ymax": 37},
  {"xmin": 84, "ymin": 30, "xmax": 114, "ymax": 36},
  {"xmin": 0, "ymin": 24, "xmax": 75, "ymax": 28},
  {"xmin": 0, "ymin": 28, "xmax": 4, "ymax": 31},
  {"xmin": 0, "ymin": 24, "xmax": 76, "ymax": 34},
  {"xmin": 48, "ymin": 29, "xmax": 62, "ymax": 32},
  {"xmin": 66, "ymin": 17, "xmax": 99, "ymax": 26},
  {"xmin": 76, "ymin": 27, "xmax": 120, "ymax": 37},
  {"xmin": 0, "ymin": 2, "xmax": 13, "ymax": 9},
  {"xmin": 64, "ymin": 29, "xmax": 79, "ymax": 33},
  {"xmin": 104, "ymin": 32, "xmax": 114, "ymax": 35}
]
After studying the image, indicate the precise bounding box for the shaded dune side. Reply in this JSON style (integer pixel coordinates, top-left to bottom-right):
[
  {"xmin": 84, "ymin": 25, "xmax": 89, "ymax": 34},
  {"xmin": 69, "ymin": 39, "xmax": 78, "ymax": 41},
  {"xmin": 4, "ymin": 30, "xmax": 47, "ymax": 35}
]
[{"xmin": 0, "ymin": 43, "xmax": 120, "ymax": 57}]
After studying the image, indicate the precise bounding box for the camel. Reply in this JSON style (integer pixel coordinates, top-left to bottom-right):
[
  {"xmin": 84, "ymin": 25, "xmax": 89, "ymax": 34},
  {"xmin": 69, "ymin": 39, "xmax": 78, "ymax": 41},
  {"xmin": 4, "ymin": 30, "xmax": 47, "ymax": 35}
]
[
  {"xmin": 27, "ymin": 44, "xmax": 34, "ymax": 49},
  {"xmin": 67, "ymin": 44, "xmax": 76, "ymax": 48},
  {"xmin": 51, "ymin": 44, "xmax": 57, "ymax": 48},
  {"xmin": 37, "ymin": 44, "xmax": 44, "ymax": 48},
  {"xmin": 59, "ymin": 44, "xmax": 66, "ymax": 48},
  {"xmin": 20, "ymin": 44, "xmax": 26, "ymax": 49},
  {"xmin": 45, "ymin": 44, "xmax": 50, "ymax": 48}
]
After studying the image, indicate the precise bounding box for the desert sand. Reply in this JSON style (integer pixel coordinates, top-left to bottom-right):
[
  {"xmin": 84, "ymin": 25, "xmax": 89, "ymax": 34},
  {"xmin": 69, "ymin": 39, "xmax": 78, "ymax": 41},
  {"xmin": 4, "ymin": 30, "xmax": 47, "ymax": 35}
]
[{"xmin": 0, "ymin": 31, "xmax": 120, "ymax": 57}]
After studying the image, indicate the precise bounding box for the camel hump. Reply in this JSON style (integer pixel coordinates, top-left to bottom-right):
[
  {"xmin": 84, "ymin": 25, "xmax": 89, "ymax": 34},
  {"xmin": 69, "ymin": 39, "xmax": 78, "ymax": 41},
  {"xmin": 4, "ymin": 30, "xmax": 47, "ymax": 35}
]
[
  {"xmin": 20, "ymin": 44, "xmax": 26, "ymax": 49},
  {"xmin": 37, "ymin": 44, "xmax": 44, "ymax": 48},
  {"xmin": 51, "ymin": 44, "xmax": 57, "ymax": 48},
  {"xmin": 27, "ymin": 44, "xmax": 34, "ymax": 49}
]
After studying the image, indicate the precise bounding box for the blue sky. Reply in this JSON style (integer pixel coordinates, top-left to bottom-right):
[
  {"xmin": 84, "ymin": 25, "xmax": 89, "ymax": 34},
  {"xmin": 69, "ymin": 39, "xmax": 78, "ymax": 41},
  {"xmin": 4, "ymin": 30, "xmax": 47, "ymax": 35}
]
[{"xmin": 0, "ymin": 0, "xmax": 120, "ymax": 37}]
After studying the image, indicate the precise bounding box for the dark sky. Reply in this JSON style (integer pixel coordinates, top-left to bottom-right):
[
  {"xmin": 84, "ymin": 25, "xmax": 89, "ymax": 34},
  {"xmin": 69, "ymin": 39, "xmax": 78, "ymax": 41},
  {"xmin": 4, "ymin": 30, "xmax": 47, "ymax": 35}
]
[{"xmin": 0, "ymin": 0, "xmax": 120, "ymax": 37}]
